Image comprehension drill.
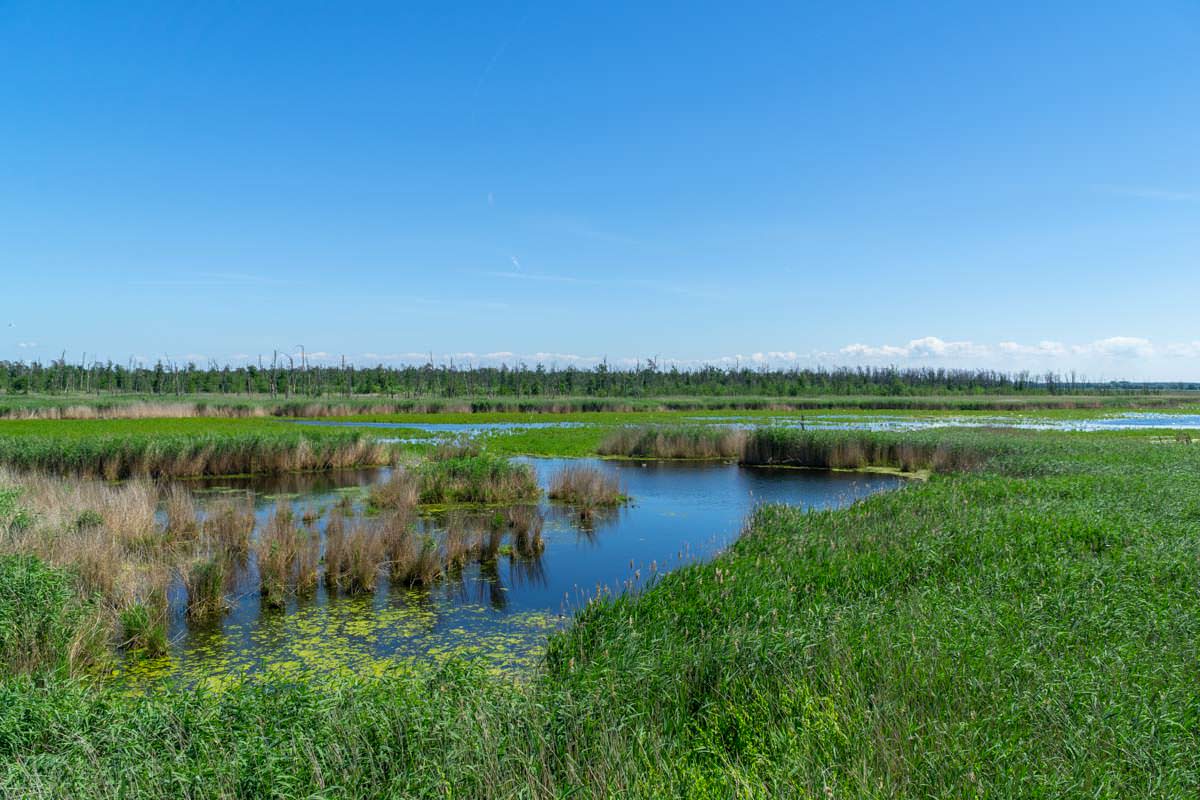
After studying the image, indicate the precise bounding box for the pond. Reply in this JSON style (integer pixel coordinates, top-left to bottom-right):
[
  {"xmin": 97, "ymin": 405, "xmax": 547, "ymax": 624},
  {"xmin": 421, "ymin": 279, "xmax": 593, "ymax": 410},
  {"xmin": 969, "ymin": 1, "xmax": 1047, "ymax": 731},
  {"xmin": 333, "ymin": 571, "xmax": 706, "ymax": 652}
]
[{"xmin": 120, "ymin": 459, "xmax": 903, "ymax": 687}]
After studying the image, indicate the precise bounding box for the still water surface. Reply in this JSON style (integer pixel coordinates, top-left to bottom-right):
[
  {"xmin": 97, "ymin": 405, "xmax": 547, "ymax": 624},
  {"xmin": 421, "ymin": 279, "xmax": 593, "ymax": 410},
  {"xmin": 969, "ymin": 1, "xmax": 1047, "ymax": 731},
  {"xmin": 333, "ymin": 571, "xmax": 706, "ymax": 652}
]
[{"xmin": 124, "ymin": 459, "xmax": 901, "ymax": 686}]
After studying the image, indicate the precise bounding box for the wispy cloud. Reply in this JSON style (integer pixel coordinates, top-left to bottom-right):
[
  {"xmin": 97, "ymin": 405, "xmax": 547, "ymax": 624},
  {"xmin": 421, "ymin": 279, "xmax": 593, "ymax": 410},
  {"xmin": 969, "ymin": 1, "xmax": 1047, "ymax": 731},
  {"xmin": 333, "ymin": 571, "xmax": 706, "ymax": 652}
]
[
  {"xmin": 16, "ymin": 341, "xmax": 38, "ymax": 348},
  {"xmin": 840, "ymin": 335, "xmax": 1165, "ymax": 363}
]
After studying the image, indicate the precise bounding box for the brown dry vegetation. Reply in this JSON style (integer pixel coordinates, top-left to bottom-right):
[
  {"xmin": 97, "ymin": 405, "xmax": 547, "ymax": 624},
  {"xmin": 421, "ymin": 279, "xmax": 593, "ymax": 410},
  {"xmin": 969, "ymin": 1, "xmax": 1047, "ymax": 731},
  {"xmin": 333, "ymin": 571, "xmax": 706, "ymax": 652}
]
[
  {"xmin": 0, "ymin": 469, "xmax": 173, "ymax": 666},
  {"xmin": 202, "ymin": 496, "xmax": 255, "ymax": 557},
  {"xmin": 325, "ymin": 514, "xmax": 387, "ymax": 594},
  {"xmin": 599, "ymin": 426, "xmax": 989, "ymax": 474},
  {"xmin": 548, "ymin": 466, "xmax": 625, "ymax": 509},
  {"xmin": 597, "ymin": 427, "xmax": 746, "ymax": 460},
  {"xmin": 367, "ymin": 468, "xmax": 419, "ymax": 510},
  {"xmin": 256, "ymin": 503, "xmax": 298, "ymax": 608}
]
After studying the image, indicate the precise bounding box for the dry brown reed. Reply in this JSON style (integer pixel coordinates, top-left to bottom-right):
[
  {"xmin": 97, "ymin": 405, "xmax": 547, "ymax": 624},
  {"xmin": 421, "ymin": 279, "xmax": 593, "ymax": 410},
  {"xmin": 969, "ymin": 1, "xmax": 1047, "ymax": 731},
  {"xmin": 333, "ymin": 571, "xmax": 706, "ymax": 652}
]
[
  {"xmin": 597, "ymin": 427, "xmax": 746, "ymax": 459},
  {"xmin": 548, "ymin": 466, "xmax": 625, "ymax": 508},
  {"xmin": 256, "ymin": 502, "xmax": 298, "ymax": 608},
  {"xmin": 163, "ymin": 485, "xmax": 200, "ymax": 538},
  {"xmin": 324, "ymin": 513, "xmax": 386, "ymax": 594},
  {"xmin": 738, "ymin": 429, "xmax": 987, "ymax": 472},
  {"xmin": 367, "ymin": 468, "xmax": 419, "ymax": 510},
  {"xmin": 430, "ymin": 440, "xmax": 482, "ymax": 461},
  {"xmin": 505, "ymin": 505, "xmax": 545, "ymax": 557},
  {"xmin": 202, "ymin": 496, "xmax": 255, "ymax": 557},
  {"xmin": 295, "ymin": 525, "xmax": 321, "ymax": 597}
]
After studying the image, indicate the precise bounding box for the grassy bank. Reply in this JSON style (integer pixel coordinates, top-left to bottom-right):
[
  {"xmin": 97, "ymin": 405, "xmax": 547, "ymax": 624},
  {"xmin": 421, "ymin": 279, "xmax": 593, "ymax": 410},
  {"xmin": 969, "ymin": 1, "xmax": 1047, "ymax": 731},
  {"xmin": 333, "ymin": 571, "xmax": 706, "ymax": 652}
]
[
  {"xmin": 3, "ymin": 391, "xmax": 1199, "ymax": 420},
  {"xmin": 0, "ymin": 429, "xmax": 1197, "ymax": 796},
  {"xmin": 0, "ymin": 419, "xmax": 399, "ymax": 478},
  {"xmin": 593, "ymin": 424, "xmax": 993, "ymax": 473}
]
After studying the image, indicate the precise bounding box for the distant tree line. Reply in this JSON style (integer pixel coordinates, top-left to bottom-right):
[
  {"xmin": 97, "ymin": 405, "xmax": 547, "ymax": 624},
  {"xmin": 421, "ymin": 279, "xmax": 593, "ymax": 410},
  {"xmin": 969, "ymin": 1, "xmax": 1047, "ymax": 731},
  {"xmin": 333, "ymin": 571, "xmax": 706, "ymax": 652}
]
[{"xmin": 0, "ymin": 358, "xmax": 1189, "ymax": 398}]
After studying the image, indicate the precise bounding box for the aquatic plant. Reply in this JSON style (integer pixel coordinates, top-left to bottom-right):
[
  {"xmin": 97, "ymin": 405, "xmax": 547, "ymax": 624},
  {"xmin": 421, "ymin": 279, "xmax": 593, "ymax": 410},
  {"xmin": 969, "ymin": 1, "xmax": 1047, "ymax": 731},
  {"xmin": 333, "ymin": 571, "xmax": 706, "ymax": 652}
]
[
  {"xmin": 505, "ymin": 505, "xmax": 545, "ymax": 557},
  {"xmin": 300, "ymin": 505, "xmax": 321, "ymax": 526},
  {"xmin": 202, "ymin": 496, "xmax": 255, "ymax": 558},
  {"xmin": 739, "ymin": 427, "xmax": 988, "ymax": 472},
  {"xmin": 344, "ymin": 519, "xmax": 385, "ymax": 594},
  {"xmin": 256, "ymin": 503, "xmax": 298, "ymax": 608},
  {"xmin": 163, "ymin": 485, "xmax": 199, "ymax": 539},
  {"xmin": 597, "ymin": 426, "xmax": 746, "ymax": 459},
  {"xmin": 294, "ymin": 527, "xmax": 321, "ymax": 598},
  {"xmin": 325, "ymin": 514, "xmax": 386, "ymax": 594},
  {"xmin": 429, "ymin": 439, "xmax": 483, "ymax": 461},
  {"xmin": 117, "ymin": 602, "xmax": 168, "ymax": 657},
  {"xmin": 417, "ymin": 455, "xmax": 539, "ymax": 505},
  {"xmin": 367, "ymin": 468, "xmax": 419, "ymax": 510},
  {"xmin": 547, "ymin": 466, "xmax": 625, "ymax": 513},
  {"xmin": 182, "ymin": 557, "xmax": 227, "ymax": 620}
]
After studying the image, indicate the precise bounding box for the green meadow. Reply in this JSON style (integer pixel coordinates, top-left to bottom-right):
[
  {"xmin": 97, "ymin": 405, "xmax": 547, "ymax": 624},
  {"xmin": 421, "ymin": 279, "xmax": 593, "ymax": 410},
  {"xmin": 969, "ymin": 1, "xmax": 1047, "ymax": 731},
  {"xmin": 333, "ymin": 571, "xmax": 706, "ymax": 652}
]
[{"xmin": 0, "ymin": 404, "xmax": 1198, "ymax": 797}]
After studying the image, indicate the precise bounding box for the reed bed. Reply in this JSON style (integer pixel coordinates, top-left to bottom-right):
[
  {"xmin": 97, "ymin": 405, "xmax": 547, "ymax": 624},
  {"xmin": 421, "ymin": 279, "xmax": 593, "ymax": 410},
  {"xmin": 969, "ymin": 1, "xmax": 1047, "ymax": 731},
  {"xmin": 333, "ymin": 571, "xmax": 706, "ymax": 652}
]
[
  {"xmin": 295, "ymin": 526, "xmax": 321, "ymax": 597},
  {"xmin": 505, "ymin": 505, "xmax": 545, "ymax": 557},
  {"xmin": 256, "ymin": 503, "xmax": 298, "ymax": 608},
  {"xmin": 367, "ymin": 468, "xmax": 419, "ymax": 510},
  {"xmin": 117, "ymin": 600, "xmax": 167, "ymax": 657},
  {"xmin": 202, "ymin": 496, "xmax": 255, "ymax": 557},
  {"xmin": 597, "ymin": 426, "xmax": 746, "ymax": 459},
  {"xmin": 598, "ymin": 425, "xmax": 990, "ymax": 474},
  {"xmin": 0, "ymin": 428, "xmax": 394, "ymax": 480},
  {"xmin": 0, "ymin": 470, "xmax": 175, "ymax": 671},
  {"xmin": 182, "ymin": 557, "xmax": 227, "ymax": 620},
  {"xmin": 324, "ymin": 514, "xmax": 386, "ymax": 594},
  {"xmin": 739, "ymin": 427, "xmax": 988, "ymax": 472},
  {"xmin": 163, "ymin": 486, "xmax": 199, "ymax": 538},
  {"xmin": 417, "ymin": 455, "xmax": 539, "ymax": 505},
  {"xmin": 548, "ymin": 466, "xmax": 624, "ymax": 506}
]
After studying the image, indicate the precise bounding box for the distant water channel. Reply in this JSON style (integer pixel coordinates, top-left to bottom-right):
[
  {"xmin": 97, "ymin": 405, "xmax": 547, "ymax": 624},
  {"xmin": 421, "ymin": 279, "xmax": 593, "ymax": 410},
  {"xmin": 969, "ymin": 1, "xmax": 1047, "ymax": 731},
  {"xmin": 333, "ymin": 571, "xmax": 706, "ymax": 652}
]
[
  {"xmin": 122, "ymin": 459, "xmax": 902, "ymax": 687},
  {"xmin": 291, "ymin": 412, "xmax": 1200, "ymax": 436}
]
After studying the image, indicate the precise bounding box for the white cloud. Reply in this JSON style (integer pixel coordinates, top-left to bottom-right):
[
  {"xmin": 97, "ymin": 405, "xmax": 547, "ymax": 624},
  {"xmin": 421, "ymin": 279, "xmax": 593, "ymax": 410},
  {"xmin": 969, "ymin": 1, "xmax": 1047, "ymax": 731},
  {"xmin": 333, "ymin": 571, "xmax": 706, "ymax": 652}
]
[
  {"xmin": 16, "ymin": 341, "xmax": 37, "ymax": 348},
  {"xmin": 840, "ymin": 336, "xmax": 985, "ymax": 360},
  {"xmin": 998, "ymin": 340, "xmax": 1068, "ymax": 357},
  {"xmin": 1086, "ymin": 336, "xmax": 1154, "ymax": 359},
  {"xmin": 840, "ymin": 335, "xmax": 1170, "ymax": 364}
]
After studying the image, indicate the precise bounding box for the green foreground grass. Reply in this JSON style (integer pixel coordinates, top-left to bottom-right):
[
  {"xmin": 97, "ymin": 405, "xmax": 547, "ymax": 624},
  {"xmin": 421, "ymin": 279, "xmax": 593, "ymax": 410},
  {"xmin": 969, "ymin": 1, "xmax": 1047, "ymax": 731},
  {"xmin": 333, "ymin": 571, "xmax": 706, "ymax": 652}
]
[{"xmin": 1, "ymin": 428, "xmax": 1198, "ymax": 797}]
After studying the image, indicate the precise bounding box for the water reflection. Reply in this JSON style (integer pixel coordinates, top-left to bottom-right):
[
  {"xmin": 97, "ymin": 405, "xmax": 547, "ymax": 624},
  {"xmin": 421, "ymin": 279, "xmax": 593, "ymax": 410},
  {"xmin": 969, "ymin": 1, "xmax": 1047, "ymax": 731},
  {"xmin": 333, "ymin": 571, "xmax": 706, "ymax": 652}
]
[{"xmin": 120, "ymin": 458, "xmax": 902, "ymax": 687}]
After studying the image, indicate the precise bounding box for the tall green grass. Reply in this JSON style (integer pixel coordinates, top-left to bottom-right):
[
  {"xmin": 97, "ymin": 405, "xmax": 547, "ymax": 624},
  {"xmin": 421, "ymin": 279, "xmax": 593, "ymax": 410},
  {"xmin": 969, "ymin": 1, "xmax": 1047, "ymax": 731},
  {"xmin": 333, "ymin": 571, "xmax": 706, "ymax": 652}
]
[
  {"xmin": 0, "ymin": 555, "xmax": 102, "ymax": 676},
  {"xmin": 0, "ymin": 419, "xmax": 395, "ymax": 478}
]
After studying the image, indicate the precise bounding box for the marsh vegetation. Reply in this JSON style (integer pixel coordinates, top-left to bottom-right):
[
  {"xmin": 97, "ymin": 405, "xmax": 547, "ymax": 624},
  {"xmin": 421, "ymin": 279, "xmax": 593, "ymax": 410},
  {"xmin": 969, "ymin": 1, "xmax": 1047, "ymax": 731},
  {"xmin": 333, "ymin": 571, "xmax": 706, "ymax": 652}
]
[{"xmin": 2, "ymin": 411, "xmax": 1197, "ymax": 797}]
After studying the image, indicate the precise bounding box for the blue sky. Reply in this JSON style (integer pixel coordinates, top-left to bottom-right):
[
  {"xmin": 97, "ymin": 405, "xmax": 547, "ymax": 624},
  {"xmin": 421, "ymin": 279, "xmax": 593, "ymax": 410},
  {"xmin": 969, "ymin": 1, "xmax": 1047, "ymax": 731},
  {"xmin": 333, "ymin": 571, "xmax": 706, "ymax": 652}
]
[{"xmin": 2, "ymin": 1, "xmax": 1197, "ymax": 379}]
